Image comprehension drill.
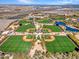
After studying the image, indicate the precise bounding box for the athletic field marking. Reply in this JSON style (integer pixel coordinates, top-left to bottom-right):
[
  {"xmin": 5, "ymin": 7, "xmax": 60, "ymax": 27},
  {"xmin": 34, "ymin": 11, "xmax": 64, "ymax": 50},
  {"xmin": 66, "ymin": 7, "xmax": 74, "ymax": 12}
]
[{"xmin": 0, "ymin": 36, "xmax": 10, "ymax": 46}]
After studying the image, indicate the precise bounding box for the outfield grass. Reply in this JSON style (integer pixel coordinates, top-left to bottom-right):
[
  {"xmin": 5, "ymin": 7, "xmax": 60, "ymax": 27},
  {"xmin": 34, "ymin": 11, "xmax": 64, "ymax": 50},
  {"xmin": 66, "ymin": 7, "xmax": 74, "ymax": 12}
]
[
  {"xmin": 16, "ymin": 24, "xmax": 35, "ymax": 32},
  {"xmin": 44, "ymin": 25, "xmax": 62, "ymax": 32},
  {"xmin": 19, "ymin": 20, "xmax": 29, "ymax": 25},
  {"xmin": 38, "ymin": 19, "xmax": 50, "ymax": 23},
  {"xmin": 55, "ymin": 17, "xmax": 65, "ymax": 20},
  {"xmin": 45, "ymin": 36, "xmax": 76, "ymax": 52},
  {"xmin": 43, "ymin": 29, "xmax": 49, "ymax": 33},
  {"xmin": 0, "ymin": 36, "xmax": 32, "ymax": 52},
  {"xmin": 36, "ymin": 18, "xmax": 52, "ymax": 23},
  {"xmin": 44, "ymin": 35, "xmax": 50, "ymax": 39},
  {"xmin": 26, "ymin": 35, "xmax": 33, "ymax": 39}
]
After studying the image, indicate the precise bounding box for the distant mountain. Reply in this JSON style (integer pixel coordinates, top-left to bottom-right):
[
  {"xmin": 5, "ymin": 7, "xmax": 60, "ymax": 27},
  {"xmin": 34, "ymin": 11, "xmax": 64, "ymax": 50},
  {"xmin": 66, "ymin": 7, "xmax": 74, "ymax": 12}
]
[
  {"xmin": 60, "ymin": 4, "xmax": 79, "ymax": 8},
  {"xmin": 0, "ymin": 4, "xmax": 79, "ymax": 8}
]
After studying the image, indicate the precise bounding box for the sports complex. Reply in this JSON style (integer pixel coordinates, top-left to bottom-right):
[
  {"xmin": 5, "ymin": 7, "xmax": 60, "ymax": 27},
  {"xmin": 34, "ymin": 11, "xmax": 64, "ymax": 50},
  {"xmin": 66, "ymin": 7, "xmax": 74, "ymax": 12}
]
[{"xmin": 0, "ymin": 17, "xmax": 79, "ymax": 59}]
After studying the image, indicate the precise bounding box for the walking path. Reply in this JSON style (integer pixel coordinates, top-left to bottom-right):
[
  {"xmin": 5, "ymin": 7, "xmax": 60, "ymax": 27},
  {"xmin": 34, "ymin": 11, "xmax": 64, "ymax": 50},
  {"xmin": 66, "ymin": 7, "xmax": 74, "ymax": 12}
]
[
  {"xmin": 1, "ymin": 31, "xmax": 67, "ymax": 36},
  {"xmin": 29, "ymin": 40, "xmax": 46, "ymax": 58}
]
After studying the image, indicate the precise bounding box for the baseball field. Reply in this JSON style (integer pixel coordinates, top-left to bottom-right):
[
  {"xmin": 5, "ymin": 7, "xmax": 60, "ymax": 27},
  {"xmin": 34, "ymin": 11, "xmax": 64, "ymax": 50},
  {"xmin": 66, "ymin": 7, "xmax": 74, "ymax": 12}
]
[{"xmin": 0, "ymin": 19, "xmax": 77, "ymax": 53}]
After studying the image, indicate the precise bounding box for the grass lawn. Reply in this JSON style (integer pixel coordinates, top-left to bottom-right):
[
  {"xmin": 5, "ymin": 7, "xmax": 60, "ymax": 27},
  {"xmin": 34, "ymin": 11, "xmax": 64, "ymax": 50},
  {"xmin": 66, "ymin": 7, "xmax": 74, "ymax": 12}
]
[
  {"xmin": 19, "ymin": 20, "xmax": 29, "ymax": 25},
  {"xmin": 44, "ymin": 25, "xmax": 62, "ymax": 32},
  {"xmin": 44, "ymin": 35, "xmax": 50, "ymax": 39},
  {"xmin": 43, "ymin": 29, "xmax": 49, "ymax": 33},
  {"xmin": 0, "ymin": 36, "xmax": 32, "ymax": 52},
  {"xmin": 38, "ymin": 19, "xmax": 50, "ymax": 23},
  {"xmin": 45, "ymin": 36, "xmax": 76, "ymax": 52},
  {"xmin": 55, "ymin": 17, "xmax": 65, "ymax": 20},
  {"xmin": 16, "ymin": 24, "xmax": 35, "ymax": 32},
  {"xmin": 26, "ymin": 35, "xmax": 33, "ymax": 39},
  {"xmin": 37, "ymin": 18, "xmax": 52, "ymax": 23}
]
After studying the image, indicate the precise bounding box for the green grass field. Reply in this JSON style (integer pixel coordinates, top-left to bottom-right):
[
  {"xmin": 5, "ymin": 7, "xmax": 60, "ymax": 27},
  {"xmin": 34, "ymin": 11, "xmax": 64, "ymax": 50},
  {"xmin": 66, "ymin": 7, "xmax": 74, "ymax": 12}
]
[
  {"xmin": 44, "ymin": 25, "xmax": 62, "ymax": 32},
  {"xmin": 0, "ymin": 36, "xmax": 76, "ymax": 52},
  {"xmin": 0, "ymin": 36, "xmax": 32, "ymax": 52},
  {"xmin": 36, "ymin": 18, "xmax": 53, "ymax": 23},
  {"xmin": 55, "ymin": 17, "xmax": 65, "ymax": 20},
  {"xmin": 16, "ymin": 24, "xmax": 35, "ymax": 32},
  {"xmin": 46, "ymin": 36, "xmax": 76, "ymax": 52},
  {"xmin": 37, "ymin": 19, "xmax": 50, "ymax": 23},
  {"xmin": 16, "ymin": 20, "xmax": 35, "ymax": 32},
  {"xmin": 26, "ymin": 35, "xmax": 33, "ymax": 39},
  {"xmin": 0, "ymin": 19, "xmax": 77, "ymax": 53},
  {"xmin": 19, "ymin": 20, "xmax": 29, "ymax": 25},
  {"xmin": 43, "ymin": 29, "xmax": 49, "ymax": 33}
]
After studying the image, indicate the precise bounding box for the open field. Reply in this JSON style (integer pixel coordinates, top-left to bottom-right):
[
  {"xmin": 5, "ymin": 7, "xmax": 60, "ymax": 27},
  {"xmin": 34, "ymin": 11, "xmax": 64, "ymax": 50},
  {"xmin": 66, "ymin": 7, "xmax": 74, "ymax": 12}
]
[
  {"xmin": 0, "ymin": 19, "xmax": 16, "ymax": 32},
  {"xmin": 44, "ymin": 25, "xmax": 62, "ymax": 32},
  {"xmin": 19, "ymin": 20, "xmax": 29, "ymax": 25},
  {"xmin": 16, "ymin": 20, "xmax": 35, "ymax": 32},
  {"xmin": 0, "ymin": 36, "xmax": 32, "ymax": 52},
  {"xmin": 55, "ymin": 17, "xmax": 65, "ymax": 20},
  {"xmin": 16, "ymin": 24, "xmax": 35, "ymax": 32},
  {"xmin": 0, "ymin": 36, "xmax": 76, "ymax": 53},
  {"xmin": 37, "ymin": 19, "xmax": 50, "ymax": 23},
  {"xmin": 45, "ymin": 36, "xmax": 76, "ymax": 52},
  {"xmin": 0, "ymin": 19, "xmax": 77, "ymax": 53},
  {"xmin": 26, "ymin": 35, "xmax": 33, "ymax": 39}
]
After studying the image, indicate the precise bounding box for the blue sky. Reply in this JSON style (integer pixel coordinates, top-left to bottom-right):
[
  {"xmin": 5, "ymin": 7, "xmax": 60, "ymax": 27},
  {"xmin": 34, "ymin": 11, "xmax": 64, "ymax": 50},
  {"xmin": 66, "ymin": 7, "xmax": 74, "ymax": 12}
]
[{"xmin": 0, "ymin": 0, "xmax": 79, "ymax": 5}]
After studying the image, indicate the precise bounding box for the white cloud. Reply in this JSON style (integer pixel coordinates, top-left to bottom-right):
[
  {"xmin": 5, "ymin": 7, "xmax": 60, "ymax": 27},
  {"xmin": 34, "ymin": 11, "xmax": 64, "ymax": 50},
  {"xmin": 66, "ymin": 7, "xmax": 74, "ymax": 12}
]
[
  {"xmin": 54, "ymin": 0, "xmax": 73, "ymax": 5},
  {"xmin": 17, "ymin": 0, "xmax": 79, "ymax": 4},
  {"xmin": 57, "ymin": 0, "xmax": 79, "ymax": 4},
  {"xmin": 18, "ymin": 0, "xmax": 33, "ymax": 3}
]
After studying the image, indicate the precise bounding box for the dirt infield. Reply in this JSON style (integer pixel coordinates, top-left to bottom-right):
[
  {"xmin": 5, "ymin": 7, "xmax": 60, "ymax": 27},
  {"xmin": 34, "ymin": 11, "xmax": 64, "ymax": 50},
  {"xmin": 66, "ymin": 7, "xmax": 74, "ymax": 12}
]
[
  {"xmin": 43, "ymin": 28, "xmax": 52, "ymax": 32},
  {"xmin": 26, "ymin": 28, "xmax": 35, "ymax": 33},
  {"xmin": 22, "ymin": 35, "xmax": 33, "ymax": 42},
  {"xmin": 22, "ymin": 35, "xmax": 55, "ymax": 42},
  {"xmin": 45, "ymin": 35, "xmax": 55, "ymax": 42},
  {"xmin": 23, "ymin": 28, "xmax": 54, "ymax": 42}
]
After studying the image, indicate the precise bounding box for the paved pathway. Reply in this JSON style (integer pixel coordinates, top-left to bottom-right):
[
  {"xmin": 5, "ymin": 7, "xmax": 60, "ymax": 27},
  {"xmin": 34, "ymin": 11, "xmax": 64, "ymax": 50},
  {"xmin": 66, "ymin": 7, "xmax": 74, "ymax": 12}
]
[
  {"xmin": 29, "ymin": 40, "xmax": 46, "ymax": 58},
  {"xmin": 1, "ymin": 30, "xmax": 67, "ymax": 36}
]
